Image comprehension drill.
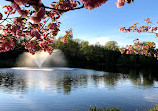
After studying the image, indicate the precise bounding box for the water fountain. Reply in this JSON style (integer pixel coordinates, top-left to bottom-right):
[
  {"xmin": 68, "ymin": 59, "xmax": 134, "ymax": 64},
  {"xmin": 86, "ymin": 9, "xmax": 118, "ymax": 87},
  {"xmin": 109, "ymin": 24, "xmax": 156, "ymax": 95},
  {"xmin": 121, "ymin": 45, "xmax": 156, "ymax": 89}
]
[
  {"xmin": 31, "ymin": 51, "xmax": 49, "ymax": 68},
  {"xmin": 16, "ymin": 49, "xmax": 67, "ymax": 68}
]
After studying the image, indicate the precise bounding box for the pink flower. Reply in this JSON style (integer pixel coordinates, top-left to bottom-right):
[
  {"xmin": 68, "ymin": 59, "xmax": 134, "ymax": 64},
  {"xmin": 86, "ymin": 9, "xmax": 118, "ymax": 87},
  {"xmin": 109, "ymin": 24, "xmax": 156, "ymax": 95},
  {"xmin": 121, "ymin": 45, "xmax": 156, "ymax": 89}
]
[
  {"xmin": 11, "ymin": 25, "xmax": 20, "ymax": 36},
  {"xmin": 0, "ymin": 37, "xmax": 15, "ymax": 52},
  {"xmin": 4, "ymin": 5, "xmax": 14, "ymax": 15},
  {"xmin": 18, "ymin": 10, "xmax": 29, "ymax": 17},
  {"xmin": 115, "ymin": 0, "xmax": 125, "ymax": 8},
  {"xmin": 43, "ymin": 20, "xmax": 46, "ymax": 23},
  {"xmin": 30, "ymin": 8, "xmax": 46, "ymax": 24},
  {"xmin": 28, "ymin": 0, "xmax": 42, "ymax": 6},
  {"xmin": 80, "ymin": 0, "xmax": 108, "ymax": 10},
  {"xmin": 25, "ymin": 41, "xmax": 40, "ymax": 55},
  {"xmin": 30, "ymin": 16, "xmax": 41, "ymax": 24},
  {"xmin": 11, "ymin": 2, "xmax": 28, "ymax": 17},
  {"xmin": 126, "ymin": 51, "xmax": 130, "ymax": 54},
  {"xmin": 61, "ymin": 37, "xmax": 67, "ymax": 43},
  {"xmin": 48, "ymin": 23, "xmax": 57, "ymax": 30},
  {"xmin": 45, "ymin": 38, "xmax": 54, "ymax": 44},
  {"xmin": 14, "ymin": 0, "xmax": 28, "ymax": 5},
  {"xmin": 36, "ymin": 8, "xmax": 46, "ymax": 19},
  {"xmin": 31, "ymin": 30, "xmax": 42, "ymax": 41},
  {"xmin": 155, "ymin": 33, "xmax": 158, "ymax": 38},
  {"xmin": 25, "ymin": 31, "xmax": 31, "ymax": 36},
  {"xmin": 154, "ymin": 54, "xmax": 157, "ymax": 58},
  {"xmin": 40, "ymin": 41, "xmax": 53, "ymax": 55},
  {"xmin": 13, "ymin": 17, "xmax": 23, "ymax": 26}
]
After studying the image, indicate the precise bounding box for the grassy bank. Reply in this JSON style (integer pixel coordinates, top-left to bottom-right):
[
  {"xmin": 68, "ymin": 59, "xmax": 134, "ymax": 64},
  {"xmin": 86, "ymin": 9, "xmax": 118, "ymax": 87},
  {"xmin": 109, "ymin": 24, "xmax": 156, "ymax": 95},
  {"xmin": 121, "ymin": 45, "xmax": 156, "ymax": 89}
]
[{"xmin": 87, "ymin": 105, "xmax": 158, "ymax": 111}]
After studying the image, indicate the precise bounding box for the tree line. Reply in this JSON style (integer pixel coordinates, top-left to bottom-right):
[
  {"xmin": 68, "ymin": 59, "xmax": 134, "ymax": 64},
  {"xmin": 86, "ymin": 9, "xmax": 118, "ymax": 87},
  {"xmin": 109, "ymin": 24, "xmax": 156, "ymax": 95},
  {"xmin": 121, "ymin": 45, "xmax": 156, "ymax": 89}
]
[
  {"xmin": 52, "ymin": 38, "xmax": 158, "ymax": 70},
  {"xmin": 0, "ymin": 38, "xmax": 158, "ymax": 70}
]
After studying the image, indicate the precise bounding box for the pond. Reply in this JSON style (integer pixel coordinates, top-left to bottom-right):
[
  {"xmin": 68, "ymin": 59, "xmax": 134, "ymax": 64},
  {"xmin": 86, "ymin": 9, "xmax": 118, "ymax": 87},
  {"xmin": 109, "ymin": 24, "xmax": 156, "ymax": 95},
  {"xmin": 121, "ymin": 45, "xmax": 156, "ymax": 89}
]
[{"xmin": 0, "ymin": 67, "xmax": 158, "ymax": 111}]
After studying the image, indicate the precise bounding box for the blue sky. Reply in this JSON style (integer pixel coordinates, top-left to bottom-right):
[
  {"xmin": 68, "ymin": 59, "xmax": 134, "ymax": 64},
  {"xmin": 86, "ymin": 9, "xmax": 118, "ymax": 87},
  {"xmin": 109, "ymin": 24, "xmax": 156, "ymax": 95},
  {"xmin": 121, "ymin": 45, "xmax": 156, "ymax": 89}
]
[
  {"xmin": 56, "ymin": 0, "xmax": 158, "ymax": 47},
  {"xmin": 0, "ymin": 0, "xmax": 158, "ymax": 47}
]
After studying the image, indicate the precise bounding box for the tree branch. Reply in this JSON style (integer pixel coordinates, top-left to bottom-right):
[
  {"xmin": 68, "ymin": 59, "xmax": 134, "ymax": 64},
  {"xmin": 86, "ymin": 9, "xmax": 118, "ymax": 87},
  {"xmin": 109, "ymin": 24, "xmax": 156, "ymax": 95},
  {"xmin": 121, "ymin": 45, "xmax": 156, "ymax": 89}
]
[
  {"xmin": 43, "ymin": 4, "xmax": 85, "ymax": 12},
  {"xmin": 4, "ymin": 0, "xmax": 85, "ymax": 12},
  {"xmin": 5, "ymin": 0, "xmax": 14, "ymax": 2},
  {"xmin": 0, "ymin": 11, "xmax": 11, "ymax": 24}
]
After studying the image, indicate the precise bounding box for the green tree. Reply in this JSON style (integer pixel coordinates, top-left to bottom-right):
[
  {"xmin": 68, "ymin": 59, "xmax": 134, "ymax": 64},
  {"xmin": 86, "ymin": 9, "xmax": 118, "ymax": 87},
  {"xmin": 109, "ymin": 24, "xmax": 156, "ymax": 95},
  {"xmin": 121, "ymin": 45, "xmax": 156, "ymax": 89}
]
[{"xmin": 104, "ymin": 41, "xmax": 118, "ymax": 51}]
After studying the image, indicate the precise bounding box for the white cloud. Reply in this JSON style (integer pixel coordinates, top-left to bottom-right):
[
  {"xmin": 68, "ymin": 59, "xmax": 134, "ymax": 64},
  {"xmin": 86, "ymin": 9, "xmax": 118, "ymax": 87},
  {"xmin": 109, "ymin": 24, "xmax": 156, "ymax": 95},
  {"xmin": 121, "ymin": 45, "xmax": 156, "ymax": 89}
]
[
  {"xmin": 117, "ymin": 41, "xmax": 133, "ymax": 48},
  {"xmin": 87, "ymin": 35, "xmax": 134, "ymax": 47},
  {"xmin": 89, "ymin": 37, "xmax": 110, "ymax": 45},
  {"xmin": 75, "ymin": 34, "xmax": 136, "ymax": 47}
]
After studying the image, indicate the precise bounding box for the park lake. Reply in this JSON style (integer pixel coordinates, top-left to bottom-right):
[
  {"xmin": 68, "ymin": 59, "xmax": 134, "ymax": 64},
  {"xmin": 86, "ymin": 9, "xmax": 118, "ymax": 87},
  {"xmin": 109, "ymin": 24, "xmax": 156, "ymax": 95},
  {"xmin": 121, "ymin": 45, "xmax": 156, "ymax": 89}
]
[
  {"xmin": 1, "ymin": 0, "xmax": 158, "ymax": 111},
  {"xmin": 0, "ymin": 67, "xmax": 157, "ymax": 111}
]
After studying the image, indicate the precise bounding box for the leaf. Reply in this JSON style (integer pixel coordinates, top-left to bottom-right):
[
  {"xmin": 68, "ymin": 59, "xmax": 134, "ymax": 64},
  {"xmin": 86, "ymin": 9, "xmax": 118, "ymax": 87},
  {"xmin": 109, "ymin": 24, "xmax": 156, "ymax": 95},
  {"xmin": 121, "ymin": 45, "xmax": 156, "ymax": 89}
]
[
  {"xmin": 2, "ymin": 6, "xmax": 6, "ymax": 8},
  {"xmin": 126, "ymin": 0, "xmax": 131, "ymax": 4},
  {"xmin": 77, "ymin": 1, "xmax": 80, "ymax": 5}
]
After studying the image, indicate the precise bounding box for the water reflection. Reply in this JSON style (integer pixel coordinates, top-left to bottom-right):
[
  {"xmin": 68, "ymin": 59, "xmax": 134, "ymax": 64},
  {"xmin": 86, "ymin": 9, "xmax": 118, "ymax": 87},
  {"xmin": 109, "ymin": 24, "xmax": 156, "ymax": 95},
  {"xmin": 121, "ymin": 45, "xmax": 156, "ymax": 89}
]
[
  {"xmin": 128, "ymin": 69, "xmax": 155, "ymax": 86},
  {"xmin": 0, "ymin": 68, "xmax": 158, "ymax": 111},
  {"xmin": 0, "ymin": 68, "xmax": 157, "ymax": 94},
  {"xmin": 0, "ymin": 72, "xmax": 27, "ymax": 93},
  {"xmin": 55, "ymin": 72, "xmax": 88, "ymax": 94},
  {"xmin": 0, "ymin": 68, "xmax": 91, "ymax": 94}
]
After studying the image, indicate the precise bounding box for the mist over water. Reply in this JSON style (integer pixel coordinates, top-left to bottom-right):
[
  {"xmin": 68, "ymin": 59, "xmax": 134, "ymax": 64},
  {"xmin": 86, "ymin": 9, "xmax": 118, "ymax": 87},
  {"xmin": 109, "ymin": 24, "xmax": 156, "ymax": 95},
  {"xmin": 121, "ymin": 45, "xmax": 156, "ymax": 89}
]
[{"xmin": 16, "ymin": 49, "xmax": 67, "ymax": 67}]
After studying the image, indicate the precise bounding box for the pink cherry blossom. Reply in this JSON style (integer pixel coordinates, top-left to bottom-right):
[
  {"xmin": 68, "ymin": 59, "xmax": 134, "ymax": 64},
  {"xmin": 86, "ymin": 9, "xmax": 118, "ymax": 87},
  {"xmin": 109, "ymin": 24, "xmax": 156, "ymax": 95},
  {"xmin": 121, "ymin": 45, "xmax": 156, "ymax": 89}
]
[
  {"xmin": 14, "ymin": 0, "xmax": 28, "ymax": 5},
  {"xmin": 115, "ymin": 0, "xmax": 125, "ymax": 8},
  {"xmin": 31, "ymin": 30, "xmax": 42, "ymax": 41},
  {"xmin": 11, "ymin": 2, "xmax": 28, "ymax": 17},
  {"xmin": 30, "ymin": 8, "xmax": 46, "ymax": 24},
  {"xmin": 28, "ymin": 0, "xmax": 42, "ymax": 6},
  {"xmin": 0, "ymin": 0, "xmax": 130, "ymax": 55},
  {"xmin": 80, "ymin": 0, "xmax": 108, "ymax": 10},
  {"xmin": 13, "ymin": 17, "xmax": 23, "ymax": 26},
  {"xmin": 155, "ymin": 33, "xmax": 158, "ymax": 38},
  {"xmin": 0, "ymin": 37, "xmax": 15, "ymax": 52}
]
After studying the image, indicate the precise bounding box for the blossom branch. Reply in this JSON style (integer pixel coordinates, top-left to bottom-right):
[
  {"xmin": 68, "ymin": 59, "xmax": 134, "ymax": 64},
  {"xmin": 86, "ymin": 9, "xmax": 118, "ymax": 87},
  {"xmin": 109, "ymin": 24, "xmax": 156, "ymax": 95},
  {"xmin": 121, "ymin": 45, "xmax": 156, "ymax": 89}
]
[
  {"xmin": 0, "ymin": 11, "xmax": 11, "ymax": 24},
  {"xmin": 5, "ymin": 0, "xmax": 84, "ymax": 12},
  {"xmin": 43, "ymin": 4, "xmax": 85, "ymax": 11},
  {"xmin": 0, "ymin": 0, "xmax": 133, "ymax": 54}
]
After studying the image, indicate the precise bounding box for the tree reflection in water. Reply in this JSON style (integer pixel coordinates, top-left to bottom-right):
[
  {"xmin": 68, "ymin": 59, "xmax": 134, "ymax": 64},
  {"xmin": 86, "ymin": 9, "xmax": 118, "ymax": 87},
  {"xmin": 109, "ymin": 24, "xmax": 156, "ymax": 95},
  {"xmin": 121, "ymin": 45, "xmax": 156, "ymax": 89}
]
[
  {"xmin": 55, "ymin": 72, "xmax": 88, "ymax": 94},
  {"xmin": 0, "ymin": 68, "xmax": 157, "ymax": 94},
  {"xmin": 0, "ymin": 72, "xmax": 27, "ymax": 93}
]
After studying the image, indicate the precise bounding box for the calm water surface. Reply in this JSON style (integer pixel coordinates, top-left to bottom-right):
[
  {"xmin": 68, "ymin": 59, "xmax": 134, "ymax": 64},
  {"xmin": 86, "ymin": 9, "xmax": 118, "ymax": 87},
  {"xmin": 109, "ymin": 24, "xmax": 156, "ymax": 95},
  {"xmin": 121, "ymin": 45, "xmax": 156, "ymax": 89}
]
[{"xmin": 0, "ymin": 67, "xmax": 158, "ymax": 111}]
